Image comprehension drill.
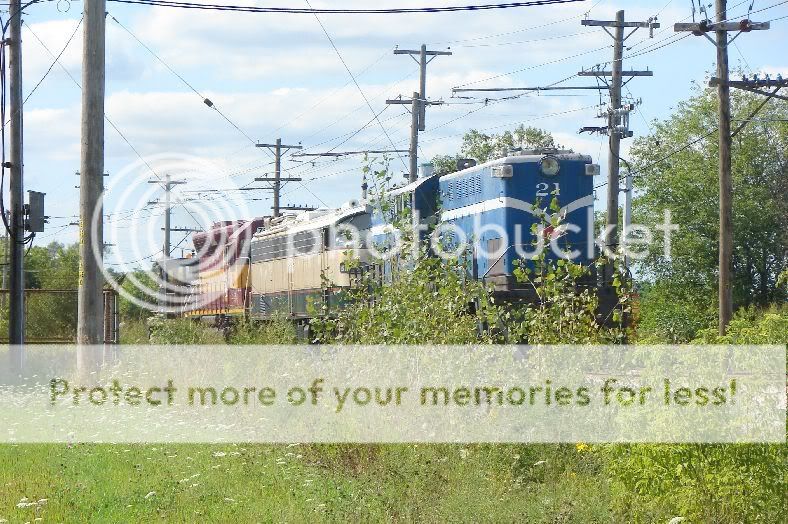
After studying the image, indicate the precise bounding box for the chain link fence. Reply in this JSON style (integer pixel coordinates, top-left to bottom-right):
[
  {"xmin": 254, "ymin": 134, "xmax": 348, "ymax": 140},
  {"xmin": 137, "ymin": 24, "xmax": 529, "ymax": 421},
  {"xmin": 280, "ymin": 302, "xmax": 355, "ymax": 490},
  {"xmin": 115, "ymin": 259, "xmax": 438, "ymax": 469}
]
[{"xmin": 0, "ymin": 288, "xmax": 118, "ymax": 343}]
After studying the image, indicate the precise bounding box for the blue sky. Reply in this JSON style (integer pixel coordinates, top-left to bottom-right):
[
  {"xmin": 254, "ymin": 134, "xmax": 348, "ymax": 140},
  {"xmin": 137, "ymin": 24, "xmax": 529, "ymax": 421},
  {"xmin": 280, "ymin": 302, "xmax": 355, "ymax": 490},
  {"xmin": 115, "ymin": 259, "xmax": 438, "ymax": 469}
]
[{"xmin": 10, "ymin": 0, "xmax": 788, "ymax": 268}]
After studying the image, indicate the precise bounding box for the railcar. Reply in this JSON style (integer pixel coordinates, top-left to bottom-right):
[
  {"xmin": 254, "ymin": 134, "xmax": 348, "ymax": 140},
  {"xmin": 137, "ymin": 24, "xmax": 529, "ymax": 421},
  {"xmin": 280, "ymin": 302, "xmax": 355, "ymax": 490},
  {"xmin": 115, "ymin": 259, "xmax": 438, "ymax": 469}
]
[
  {"xmin": 183, "ymin": 218, "xmax": 265, "ymax": 322},
  {"xmin": 248, "ymin": 202, "xmax": 371, "ymax": 320}
]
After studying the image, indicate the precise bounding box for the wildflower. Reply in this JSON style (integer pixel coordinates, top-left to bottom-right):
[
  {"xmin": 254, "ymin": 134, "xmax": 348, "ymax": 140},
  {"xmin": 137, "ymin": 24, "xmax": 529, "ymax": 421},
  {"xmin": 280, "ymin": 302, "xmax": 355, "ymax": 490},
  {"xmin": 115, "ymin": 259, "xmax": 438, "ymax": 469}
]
[
  {"xmin": 212, "ymin": 451, "xmax": 227, "ymax": 458},
  {"xmin": 575, "ymin": 442, "xmax": 590, "ymax": 452}
]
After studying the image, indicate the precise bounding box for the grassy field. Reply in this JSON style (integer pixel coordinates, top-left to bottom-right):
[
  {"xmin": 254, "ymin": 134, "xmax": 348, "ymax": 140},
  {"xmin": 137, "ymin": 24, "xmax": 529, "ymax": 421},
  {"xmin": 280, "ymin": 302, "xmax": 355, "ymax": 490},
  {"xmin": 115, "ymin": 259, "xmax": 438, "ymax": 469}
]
[{"xmin": 0, "ymin": 444, "xmax": 612, "ymax": 523}]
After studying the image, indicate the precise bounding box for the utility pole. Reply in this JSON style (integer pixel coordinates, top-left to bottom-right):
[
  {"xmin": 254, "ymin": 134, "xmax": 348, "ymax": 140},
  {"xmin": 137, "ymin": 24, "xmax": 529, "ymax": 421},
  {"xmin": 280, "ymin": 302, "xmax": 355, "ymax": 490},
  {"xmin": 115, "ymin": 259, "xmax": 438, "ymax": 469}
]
[
  {"xmin": 77, "ymin": 0, "xmax": 106, "ymax": 349},
  {"xmin": 715, "ymin": 0, "xmax": 733, "ymax": 335},
  {"xmin": 580, "ymin": 12, "xmax": 657, "ymax": 260},
  {"xmin": 394, "ymin": 45, "xmax": 451, "ymax": 131},
  {"xmin": 675, "ymin": 2, "xmax": 770, "ymax": 334},
  {"xmin": 255, "ymin": 139, "xmax": 302, "ymax": 217},
  {"xmin": 148, "ymin": 174, "xmax": 186, "ymax": 258},
  {"xmin": 408, "ymin": 93, "xmax": 419, "ymax": 181},
  {"xmin": 385, "ymin": 92, "xmax": 423, "ymax": 182},
  {"xmin": 8, "ymin": 0, "xmax": 24, "ymax": 355}
]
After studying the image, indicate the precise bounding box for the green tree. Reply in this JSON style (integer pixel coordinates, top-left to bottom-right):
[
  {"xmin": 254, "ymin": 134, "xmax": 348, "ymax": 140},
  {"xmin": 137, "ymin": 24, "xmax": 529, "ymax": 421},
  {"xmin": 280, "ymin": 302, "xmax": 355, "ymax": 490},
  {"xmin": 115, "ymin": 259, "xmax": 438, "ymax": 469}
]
[
  {"xmin": 431, "ymin": 125, "xmax": 556, "ymax": 175},
  {"xmin": 629, "ymin": 83, "xmax": 787, "ymax": 341}
]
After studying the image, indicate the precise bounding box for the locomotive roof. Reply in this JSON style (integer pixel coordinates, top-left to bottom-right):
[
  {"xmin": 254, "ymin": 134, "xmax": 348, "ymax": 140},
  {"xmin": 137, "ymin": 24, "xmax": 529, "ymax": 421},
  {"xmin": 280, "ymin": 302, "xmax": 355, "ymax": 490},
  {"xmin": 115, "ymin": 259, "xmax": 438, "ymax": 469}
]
[
  {"xmin": 378, "ymin": 173, "xmax": 438, "ymax": 198},
  {"xmin": 440, "ymin": 151, "xmax": 592, "ymax": 182},
  {"xmin": 252, "ymin": 204, "xmax": 371, "ymax": 239}
]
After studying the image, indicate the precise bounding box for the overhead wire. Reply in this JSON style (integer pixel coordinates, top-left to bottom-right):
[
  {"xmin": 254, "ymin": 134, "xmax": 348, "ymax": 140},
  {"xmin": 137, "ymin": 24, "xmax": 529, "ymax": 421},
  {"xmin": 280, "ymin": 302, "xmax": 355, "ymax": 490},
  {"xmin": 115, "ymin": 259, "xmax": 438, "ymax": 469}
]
[
  {"xmin": 109, "ymin": 13, "xmax": 263, "ymax": 149},
  {"xmin": 23, "ymin": 15, "xmax": 82, "ymax": 105},
  {"xmin": 303, "ymin": 0, "xmax": 408, "ymax": 172},
  {"xmin": 104, "ymin": 0, "xmax": 587, "ymax": 15},
  {"xmin": 23, "ymin": 19, "xmax": 205, "ymax": 230},
  {"xmin": 427, "ymin": 0, "xmax": 606, "ymax": 45}
]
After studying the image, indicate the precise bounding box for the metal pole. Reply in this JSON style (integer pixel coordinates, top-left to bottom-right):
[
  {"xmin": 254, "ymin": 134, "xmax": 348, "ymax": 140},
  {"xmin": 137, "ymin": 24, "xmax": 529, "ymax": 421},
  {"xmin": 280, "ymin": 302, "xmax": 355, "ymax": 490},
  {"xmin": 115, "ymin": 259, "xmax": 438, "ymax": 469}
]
[
  {"xmin": 418, "ymin": 44, "xmax": 427, "ymax": 131},
  {"xmin": 409, "ymin": 92, "xmax": 419, "ymax": 182},
  {"xmin": 716, "ymin": 0, "xmax": 733, "ymax": 334},
  {"xmin": 606, "ymin": 10, "xmax": 625, "ymax": 258},
  {"xmin": 77, "ymin": 0, "xmax": 106, "ymax": 350},
  {"xmin": 273, "ymin": 138, "xmax": 281, "ymax": 217}
]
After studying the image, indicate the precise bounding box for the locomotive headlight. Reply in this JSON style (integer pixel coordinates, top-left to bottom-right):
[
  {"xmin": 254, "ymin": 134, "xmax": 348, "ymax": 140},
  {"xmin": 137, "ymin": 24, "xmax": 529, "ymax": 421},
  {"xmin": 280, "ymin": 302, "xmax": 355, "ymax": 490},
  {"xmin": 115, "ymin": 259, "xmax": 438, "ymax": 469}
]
[{"xmin": 539, "ymin": 156, "xmax": 560, "ymax": 176}]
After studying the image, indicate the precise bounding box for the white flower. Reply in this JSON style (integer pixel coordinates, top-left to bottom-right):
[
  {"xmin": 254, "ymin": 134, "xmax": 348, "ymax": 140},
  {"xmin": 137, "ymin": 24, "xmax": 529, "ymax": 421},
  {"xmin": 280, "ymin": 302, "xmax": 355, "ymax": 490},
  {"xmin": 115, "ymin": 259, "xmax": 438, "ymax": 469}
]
[
  {"xmin": 212, "ymin": 451, "xmax": 226, "ymax": 458},
  {"xmin": 668, "ymin": 518, "xmax": 685, "ymax": 524},
  {"xmin": 144, "ymin": 491, "xmax": 156, "ymax": 500}
]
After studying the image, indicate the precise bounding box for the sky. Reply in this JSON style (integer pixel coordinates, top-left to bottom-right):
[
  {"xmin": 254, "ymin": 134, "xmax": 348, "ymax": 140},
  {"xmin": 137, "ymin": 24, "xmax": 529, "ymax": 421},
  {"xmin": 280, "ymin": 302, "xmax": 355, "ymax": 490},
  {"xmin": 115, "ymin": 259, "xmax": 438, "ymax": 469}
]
[{"xmin": 8, "ymin": 0, "xmax": 788, "ymax": 268}]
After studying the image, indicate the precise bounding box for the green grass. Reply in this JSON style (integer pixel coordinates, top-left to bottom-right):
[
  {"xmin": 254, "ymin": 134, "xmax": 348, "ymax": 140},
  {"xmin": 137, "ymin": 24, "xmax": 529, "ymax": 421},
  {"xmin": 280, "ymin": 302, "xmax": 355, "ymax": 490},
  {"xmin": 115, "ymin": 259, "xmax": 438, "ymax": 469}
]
[{"xmin": 0, "ymin": 444, "xmax": 612, "ymax": 523}]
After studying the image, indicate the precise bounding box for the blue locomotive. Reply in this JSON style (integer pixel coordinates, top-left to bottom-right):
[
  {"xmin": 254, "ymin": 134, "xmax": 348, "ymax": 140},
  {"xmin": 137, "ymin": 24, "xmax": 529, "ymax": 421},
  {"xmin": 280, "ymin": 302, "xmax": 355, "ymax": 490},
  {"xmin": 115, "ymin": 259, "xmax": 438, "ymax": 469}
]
[{"xmin": 368, "ymin": 149, "xmax": 599, "ymax": 293}]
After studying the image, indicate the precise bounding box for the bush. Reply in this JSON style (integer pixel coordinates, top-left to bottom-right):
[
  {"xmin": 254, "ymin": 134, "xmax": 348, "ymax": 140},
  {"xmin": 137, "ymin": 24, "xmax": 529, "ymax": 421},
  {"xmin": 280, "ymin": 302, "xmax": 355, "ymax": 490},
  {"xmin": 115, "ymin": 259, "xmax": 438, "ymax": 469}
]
[
  {"xmin": 692, "ymin": 304, "xmax": 788, "ymax": 344},
  {"xmin": 635, "ymin": 281, "xmax": 716, "ymax": 343},
  {"xmin": 228, "ymin": 317, "xmax": 297, "ymax": 344},
  {"xmin": 147, "ymin": 316, "xmax": 225, "ymax": 344},
  {"xmin": 606, "ymin": 306, "xmax": 788, "ymax": 523}
]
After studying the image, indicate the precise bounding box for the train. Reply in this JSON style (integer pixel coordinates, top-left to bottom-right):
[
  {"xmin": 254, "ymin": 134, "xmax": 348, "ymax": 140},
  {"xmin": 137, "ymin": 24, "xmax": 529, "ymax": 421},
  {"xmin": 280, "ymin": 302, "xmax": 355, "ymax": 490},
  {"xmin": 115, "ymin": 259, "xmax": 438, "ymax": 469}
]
[{"xmin": 163, "ymin": 148, "xmax": 613, "ymax": 327}]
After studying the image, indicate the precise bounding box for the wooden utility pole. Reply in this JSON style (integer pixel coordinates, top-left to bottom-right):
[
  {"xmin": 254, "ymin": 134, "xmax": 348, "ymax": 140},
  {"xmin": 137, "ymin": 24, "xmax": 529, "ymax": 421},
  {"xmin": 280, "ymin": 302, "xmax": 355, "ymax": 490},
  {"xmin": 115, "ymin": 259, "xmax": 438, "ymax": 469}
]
[
  {"xmin": 255, "ymin": 139, "xmax": 302, "ymax": 217},
  {"xmin": 148, "ymin": 174, "xmax": 186, "ymax": 258},
  {"xmin": 77, "ymin": 0, "xmax": 106, "ymax": 348},
  {"xmin": 408, "ymin": 92, "xmax": 419, "ymax": 181},
  {"xmin": 607, "ymin": 11, "xmax": 625, "ymax": 255},
  {"xmin": 394, "ymin": 45, "xmax": 451, "ymax": 131},
  {"xmin": 715, "ymin": 0, "xmax": 733, "ymax": 335},
  {"xmin": 675, "ymin": 2, "xmax": 770, "ymax": 334},
  {"xmin": 580, "ymin": 11, "xmax": 657, "ymax": 257},
  {"xmin": 385, "ymin": 92, "xmax": 424, "ymax": 182},
  {"xmin": 8, "ymin": 0, "xmax": 24, "ymax": 354}
]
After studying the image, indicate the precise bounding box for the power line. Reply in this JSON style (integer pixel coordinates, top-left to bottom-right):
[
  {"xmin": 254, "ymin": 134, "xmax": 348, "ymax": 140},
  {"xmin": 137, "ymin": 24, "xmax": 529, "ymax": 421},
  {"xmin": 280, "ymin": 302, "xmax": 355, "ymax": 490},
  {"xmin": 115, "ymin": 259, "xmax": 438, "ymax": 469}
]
[
  {"xmin": 427, "ymin": 0, "xmax": 605, "ymax": 44},
  {"xmin": 23, "ymin": 20, "xmax": 204, "ymax": 230},
  {"xmin": 109, "ymin": 13, "xmax": 262, "ymax": 148},
  {"xmin": 593, "ymin": 128, "xmax": 719, "ymax": 189},
  {"xmin": 23, "ymin": 16, "xmax": 82, "ymax": 104},
  {"xmin": 453, "ymin": 45, "xmax": 610, "ymax": 88},
  {"xmin": 105, "ymin": 0, "xmax": 586, "ymax": 15},
  {"xmin": 304, "ymin": 0, "xmax": 408, "ymax": 171}
]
